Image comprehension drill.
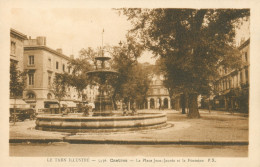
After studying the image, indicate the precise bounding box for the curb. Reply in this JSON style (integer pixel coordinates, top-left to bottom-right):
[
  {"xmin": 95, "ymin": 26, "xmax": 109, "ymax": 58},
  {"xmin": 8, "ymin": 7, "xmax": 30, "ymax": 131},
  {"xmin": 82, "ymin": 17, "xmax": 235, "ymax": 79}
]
[
  {"xmin": 9, "ymin": 138, "xmax": 249, "ymax": 145},
  {"xmin": 64, "ymin": 139, "xmax": 248, "ymax": 145},
  {"xmin": 9, "ymin": 138, "xmax": 63, "ymax": 143}
]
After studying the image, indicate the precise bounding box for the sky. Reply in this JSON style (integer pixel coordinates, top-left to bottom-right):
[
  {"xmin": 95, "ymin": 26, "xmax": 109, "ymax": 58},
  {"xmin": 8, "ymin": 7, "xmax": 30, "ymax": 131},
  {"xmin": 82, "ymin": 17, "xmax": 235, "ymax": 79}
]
[
  {"xmin": 11, "ymin": 8, "xmax": 157, "ymax": 64},
  {"xmin": 11, "ymin": 8, "xmax": 249, "ymax": 65}
]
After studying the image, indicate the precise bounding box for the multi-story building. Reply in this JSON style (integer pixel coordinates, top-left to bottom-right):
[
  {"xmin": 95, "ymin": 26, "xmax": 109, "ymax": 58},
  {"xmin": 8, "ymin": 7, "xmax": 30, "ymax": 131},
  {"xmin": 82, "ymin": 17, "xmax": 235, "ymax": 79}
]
[
  {"xmin": 146, "ymin": 74, "xmax": 171, "ymax": 109},
  {"xmin": 10, "ymin": 29, "xmax": 27, "ymax": 73},
  {"xmin": 10, "ymin": 29, "xmax": 99, "ymax": 112},
  {"xmin": 213, "ymin": 38, "xmax": 250, "ymax": 112},
  {"xmin": 9, "ymin": 29, "xmax": 28, "ymax": 108},
  {"xmin": 23, "ymin": 36, "xmax": 80, "ymax": 111}
]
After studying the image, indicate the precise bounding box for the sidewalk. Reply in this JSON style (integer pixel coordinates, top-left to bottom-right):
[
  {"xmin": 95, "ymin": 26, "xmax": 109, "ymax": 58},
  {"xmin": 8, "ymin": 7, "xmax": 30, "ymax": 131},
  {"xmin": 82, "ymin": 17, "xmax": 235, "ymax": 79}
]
[{"xmin": 9, "ymin": 109, "xmax": 249, "ymax": 145}]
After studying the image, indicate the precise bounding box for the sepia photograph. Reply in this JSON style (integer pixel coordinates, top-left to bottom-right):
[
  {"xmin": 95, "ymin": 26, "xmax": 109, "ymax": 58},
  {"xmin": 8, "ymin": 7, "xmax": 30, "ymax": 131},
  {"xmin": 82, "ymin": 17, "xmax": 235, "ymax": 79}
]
[{"xmin": 1, "ymin": 0, "xmax": 260, "ymax": 167}]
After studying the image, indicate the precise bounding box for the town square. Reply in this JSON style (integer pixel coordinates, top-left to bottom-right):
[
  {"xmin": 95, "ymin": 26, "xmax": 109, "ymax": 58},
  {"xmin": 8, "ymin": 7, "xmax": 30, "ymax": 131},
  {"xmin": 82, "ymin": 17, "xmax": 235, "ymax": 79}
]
[{"xmin": 2, "ymin": 4, "xmax": 259, "ymax": 167}]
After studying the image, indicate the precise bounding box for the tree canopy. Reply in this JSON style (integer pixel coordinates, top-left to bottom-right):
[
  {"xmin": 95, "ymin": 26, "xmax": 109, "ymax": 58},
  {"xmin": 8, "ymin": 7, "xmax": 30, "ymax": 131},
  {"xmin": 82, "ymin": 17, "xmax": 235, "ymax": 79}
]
[
  {"xmin": 10, "ymin": 61, "xmax": 26, "ymax": 99},
  {"xmin": 121, "ymin": 8, "xmax": 250, "ymax": 118},
  {"xmin": 52, "ymin": 73, "xmax": 69, "ymax": 112},
  {"xmin": 108, "ymin": 40, "xmax": 151, "ymax": 109},
  {"xmin": 65, "ymin": 52, "xmax": 95, "ymax": 101}
]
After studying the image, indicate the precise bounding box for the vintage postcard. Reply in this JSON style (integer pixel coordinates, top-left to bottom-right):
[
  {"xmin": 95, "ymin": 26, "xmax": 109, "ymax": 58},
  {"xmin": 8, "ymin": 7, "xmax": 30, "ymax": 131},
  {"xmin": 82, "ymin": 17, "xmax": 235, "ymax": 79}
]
[{"xmin": 1, "ymin": 0, "xmax": 260, "ymax": 167}]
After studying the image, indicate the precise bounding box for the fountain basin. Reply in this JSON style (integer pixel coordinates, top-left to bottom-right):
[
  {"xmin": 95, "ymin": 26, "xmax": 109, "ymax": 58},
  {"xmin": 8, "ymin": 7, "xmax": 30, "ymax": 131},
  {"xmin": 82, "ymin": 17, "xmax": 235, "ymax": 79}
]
[{"xmin": 35, "ymin": 112, "xmax": 167, "ymax": 132}]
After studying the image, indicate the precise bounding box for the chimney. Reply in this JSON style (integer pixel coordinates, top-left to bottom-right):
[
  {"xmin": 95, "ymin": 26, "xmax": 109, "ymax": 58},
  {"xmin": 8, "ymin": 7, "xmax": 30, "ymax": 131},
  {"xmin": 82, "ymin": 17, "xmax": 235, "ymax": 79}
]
[
  {"xmin": 29, "ymin": 36, "xmax": 31, "ymax": 39},
  {"xmin": 56, "ymin": 48, "xmax": 63, "ymax": 54},
  {"xmin": 70, "ymin": 54, "xmax": 74, "ymax": 59},
  {"xmin": 36, "ymin": 36, "xmax": 46, "ymax": 46}
]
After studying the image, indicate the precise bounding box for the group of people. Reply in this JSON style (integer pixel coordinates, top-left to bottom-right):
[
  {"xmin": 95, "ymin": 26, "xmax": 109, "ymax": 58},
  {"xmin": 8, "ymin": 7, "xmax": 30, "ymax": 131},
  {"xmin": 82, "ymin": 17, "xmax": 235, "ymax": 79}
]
[
  {"xmin": 61, "ymin": 104, "xmax": 70, "ymax": 116},
  {"xmin": 122, "ymin": 102, "xmax": 137, "ymax": 116},
  {"xmin": 62, "ymin": 102, "xmax": 138, "ymax": 116},
  {"xmin": 61, "ymin": 102, "xmax": 96, "ymax": 116},
  {"xmin": 82, "ymin": 102, "xmax": 95, "ymax": 116}
]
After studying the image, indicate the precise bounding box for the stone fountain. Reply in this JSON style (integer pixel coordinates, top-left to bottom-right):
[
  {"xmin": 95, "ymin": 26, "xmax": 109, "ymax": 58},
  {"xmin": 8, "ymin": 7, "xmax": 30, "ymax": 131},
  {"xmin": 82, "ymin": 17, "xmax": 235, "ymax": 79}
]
[
  {"xmin": 87, "ymin": 54, "xmax": 118, "ymax": 116},
  {"xmin": 35, "ymin": 40, "xmax": 167, "ymax": 132}
]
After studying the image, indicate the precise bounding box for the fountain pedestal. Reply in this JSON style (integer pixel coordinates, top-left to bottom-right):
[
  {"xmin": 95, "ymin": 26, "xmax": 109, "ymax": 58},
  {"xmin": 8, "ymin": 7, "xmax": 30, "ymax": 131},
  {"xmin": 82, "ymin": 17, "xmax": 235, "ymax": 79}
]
[{"xmin": 94, "ymin": 94, "xmax": 113, "ymax": 116}]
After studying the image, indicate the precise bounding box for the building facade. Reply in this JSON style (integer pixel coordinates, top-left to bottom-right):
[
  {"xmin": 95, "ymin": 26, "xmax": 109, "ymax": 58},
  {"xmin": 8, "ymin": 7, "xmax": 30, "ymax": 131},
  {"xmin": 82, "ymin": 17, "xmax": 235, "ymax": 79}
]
[
  {"xmin": 213, "ymin": 38, "xmax": 250, "ymax": 112},
  {"xmin": 10, "ymin": 29, "xmax": 27, "ymax": 72},
  {"xmin": 146, "ymin": 74, "xmax": 171, "ymax": 109},
  {"xmin": 23, "ymin": 36, "xmax": 98, "ymax": 111},
  {"xmin": 10, "ymin": 29, "xmax": 28, "ymax": 106}
]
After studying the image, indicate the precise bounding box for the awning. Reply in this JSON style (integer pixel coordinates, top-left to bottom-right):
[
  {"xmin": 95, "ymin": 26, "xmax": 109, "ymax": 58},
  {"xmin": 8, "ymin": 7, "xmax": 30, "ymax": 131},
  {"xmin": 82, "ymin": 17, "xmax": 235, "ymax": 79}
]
[
  {"xmin": 10, "ymin": 99, "xmax": 30, "ymax": 108},
  {"xmin": 44, "ymin": 100, "xmax": 59, "ymax": 108},
  {"xmin": 60, "ymin": 101, "xmax": 77, "ymax": 107},
  {"xmin": 67, "ymin": 101, "xmax": 77, "ymax": 108},
  {"xmin": 44, "ymin": 100, "xmax": 59, "ymax": 103},
  {"xmin": 60, "ymin": 101, "xmax": 68, "ymax": 106}
]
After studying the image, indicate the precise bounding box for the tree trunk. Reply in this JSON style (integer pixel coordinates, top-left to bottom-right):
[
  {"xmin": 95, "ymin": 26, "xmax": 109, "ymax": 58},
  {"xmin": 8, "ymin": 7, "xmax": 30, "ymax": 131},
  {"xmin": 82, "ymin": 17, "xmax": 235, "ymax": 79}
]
[
  {"xmin": 112, "ymin": 97, "xmax": 117, "ymax": 110},
  {"xmin": 181, "ymin": 94, "xmax": 186, "ymax": 114},
  {"xmin": 58, "ymin": 101, "xmax": 61, "ymax": 114},
  {"xmin": 188, "ymin": 93, "xmax": 200, "ymax": 118}
]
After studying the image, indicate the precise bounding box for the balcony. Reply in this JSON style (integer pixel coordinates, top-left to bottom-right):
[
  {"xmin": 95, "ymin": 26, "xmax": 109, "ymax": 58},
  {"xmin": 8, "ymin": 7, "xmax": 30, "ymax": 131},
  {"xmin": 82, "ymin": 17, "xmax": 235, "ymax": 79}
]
[{"xmin": 26, "ymin": 64, "xmax": 36, "ymax": 70}]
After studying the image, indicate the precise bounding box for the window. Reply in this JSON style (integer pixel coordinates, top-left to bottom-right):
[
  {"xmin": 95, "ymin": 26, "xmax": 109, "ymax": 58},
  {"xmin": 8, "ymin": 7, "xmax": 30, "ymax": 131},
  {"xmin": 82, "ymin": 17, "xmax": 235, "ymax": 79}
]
[
  {"xmin": 56, "ymin": 61, "xmax": 59, "ymax": 69},
  {"xmin": 47, "ymin": 93, "xmax": 52, "ymax": 100},
  {"xmin": 29, "ymin": 55, "xmax": 34, "ymax": 65},
  {"xmin": 240, "ymin": 72, "xmax": 243, "ymax": 83},
  {"xmin": 27, "ymin": 93, "xmax": 35, "ymax": 99},
  {"xmin": 48, "ymin": 58, "xmax": 51, "ymax": 68},
  {"xmin": 245, "ymin": 52, "xmax": 248, "ymax": 62},
  {"xmin": 28, "ymin": 73, "xmax": 34, "ymax": 85},
  {"xmin": 11, "ymin": 41, "xmax": 16, "ymax": 55},
  {"xmin": 48, "ymin": 76, "xmax": 51, "ymax": 86},
  {"xmin": 63, "ymin": 64, "xmax": 65, "ymax": 72},
  {"xmin": 245, "ymin": 69, "xmax": 249, "ymax": 83},
  {"xmin": 68, "ymin": 67, "xmax": 71, "ymax": 73}
]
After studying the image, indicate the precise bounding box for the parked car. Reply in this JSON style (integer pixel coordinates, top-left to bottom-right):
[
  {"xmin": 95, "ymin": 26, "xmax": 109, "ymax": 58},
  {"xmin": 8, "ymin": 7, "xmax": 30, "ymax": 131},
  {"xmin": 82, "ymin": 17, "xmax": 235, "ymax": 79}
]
[{"xmin": 9, "ymin": 108, "xmax": 36, "ymax": 122}]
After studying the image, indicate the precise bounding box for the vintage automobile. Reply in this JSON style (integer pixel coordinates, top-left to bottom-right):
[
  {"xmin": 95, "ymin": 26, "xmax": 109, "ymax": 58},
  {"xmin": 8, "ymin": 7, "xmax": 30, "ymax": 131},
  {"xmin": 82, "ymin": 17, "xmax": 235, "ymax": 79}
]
[{"xmin": 9, "ymin": 108, "xmax": 36, "ymax": 122}]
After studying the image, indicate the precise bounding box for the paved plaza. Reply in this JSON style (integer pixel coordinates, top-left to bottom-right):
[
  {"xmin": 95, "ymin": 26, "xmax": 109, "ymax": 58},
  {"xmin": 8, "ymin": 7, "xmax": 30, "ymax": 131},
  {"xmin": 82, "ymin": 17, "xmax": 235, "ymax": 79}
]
[{"xmin": 9, "ymin": 109, "xmax": 249, "ymax": 145}]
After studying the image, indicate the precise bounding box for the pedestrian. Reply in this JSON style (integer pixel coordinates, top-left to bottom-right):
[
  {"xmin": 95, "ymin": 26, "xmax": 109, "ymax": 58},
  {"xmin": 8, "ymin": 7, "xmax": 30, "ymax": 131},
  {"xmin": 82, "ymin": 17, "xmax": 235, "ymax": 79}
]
[
  {"xmin": 89, "ymin": 102, "xmax": 95, "ymax": 112},
  {"xmin": 83, "ymin": 103, "xmax": 90, "ymax": 116},
  {"xmin": 62, "ymin": 104, "xmax": 69, "ymax": 116},
  {"xmin": 88, "ymin": 102, "xmax": 95, "ymax": 116},
  {"xmin": 122, "ymin": 103, "xmax": 127, "ymax": 116},
  {"xmin": 131, "ymin": 102, "xmax": 137, "ymax": 115}
]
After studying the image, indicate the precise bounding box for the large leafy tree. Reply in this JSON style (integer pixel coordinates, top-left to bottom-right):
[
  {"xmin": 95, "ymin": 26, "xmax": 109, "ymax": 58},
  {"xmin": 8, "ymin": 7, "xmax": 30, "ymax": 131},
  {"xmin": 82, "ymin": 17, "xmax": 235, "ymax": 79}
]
[
  {"xmin": 10, "ymin": 61, "xmax": 27, "ymax": 99},
  {"xmin": 66, "ymin": 56, "xmax": 95, "ymax": 102},
  {"xmin": 132, "ymin": 63, "xmax": 151, "ymax": 109},
  {"xmin": 109, "ymin": 39, "xmax": 150, "ymax": 110},
  {"xmin": 52, "ymin": 73, "xmax": 69, "ymax": 113},
  {"xmin": 121, "ymin": 8, "xmax": 249, "ymax": 118}
]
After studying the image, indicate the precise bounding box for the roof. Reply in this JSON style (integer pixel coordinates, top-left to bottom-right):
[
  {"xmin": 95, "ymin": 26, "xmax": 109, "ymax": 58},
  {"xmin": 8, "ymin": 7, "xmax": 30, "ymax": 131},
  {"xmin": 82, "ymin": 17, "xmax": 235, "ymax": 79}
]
[
  {"xmin": 10, "ymin": 28, "xmax": 28, "ymax": 40},
  {"xmin": 238, "ymin": 38, "xmax": 250, "ymax": 50},
  {"xmin": 24, "ymin": 45, "xmax": 71, "ymax": 61}
]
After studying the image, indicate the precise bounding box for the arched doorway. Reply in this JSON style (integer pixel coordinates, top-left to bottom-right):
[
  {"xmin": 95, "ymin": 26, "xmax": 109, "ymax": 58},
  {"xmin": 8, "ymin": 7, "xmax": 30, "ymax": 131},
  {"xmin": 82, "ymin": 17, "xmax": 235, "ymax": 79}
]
[
  {"xmin": 150, "ymin": 98, "xmax": 155, "ymax": 109},
  {"xmin": 164, "ymin": 98, "xmax": 168, "ymax": 109},
  {"xmin": 47, "ymin": 93, "xmax": 52, "ymax": 100},
  {"xmin": 27, "ymin": 92, "xmax": 36, "ymax": 99},
  {"xmin": 26, "ymin": 91, "xmax": 36, "ymax": 109}
]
